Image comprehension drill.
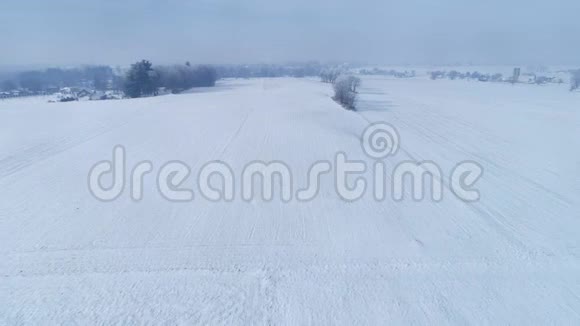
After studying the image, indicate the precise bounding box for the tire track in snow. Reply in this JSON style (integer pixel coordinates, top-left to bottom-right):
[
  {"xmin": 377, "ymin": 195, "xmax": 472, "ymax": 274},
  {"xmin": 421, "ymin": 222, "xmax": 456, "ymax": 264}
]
[
  {"xmin": 389, "ymin": 112, "xmax": 573, "ymax": 206},
  {"xmin": 216, "ymin": 107, "xmax": 255, "ymax": 158},
  {"xmin": 356, "ymin": 108, "xmax": 538, "ymax": 257},
  {"xmin": 0, "ymin": 103, "xmax": 157, "ymax": 180}
]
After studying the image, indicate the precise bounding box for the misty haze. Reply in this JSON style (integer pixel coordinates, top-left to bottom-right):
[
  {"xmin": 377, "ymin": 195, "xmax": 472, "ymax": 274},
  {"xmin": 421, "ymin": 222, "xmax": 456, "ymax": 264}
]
[{"xmin": 1, "ymin": 0, "xmax": 579, "ymax": 325}]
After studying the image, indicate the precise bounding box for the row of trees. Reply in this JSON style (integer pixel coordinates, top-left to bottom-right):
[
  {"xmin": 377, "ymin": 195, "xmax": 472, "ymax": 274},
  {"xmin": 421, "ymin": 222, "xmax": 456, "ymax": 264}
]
[
  {"xmin": 123, "ymin": 60, "xmax": 218, "ymax": 98},
  {"xmin": 1, "ymin": 80, "xmax": 17, "ymax": 92},
  {"xmin": 360, "ymin": 68, "xmax": 416, "ymax": 78},
  {"xmin": 0, "ymin": 61, "xmax": 218, "ymax": 99},
  {"xmin": 0, "ymin": 66, "xmax": 121, "ymax": 92},
  {"xmin": 216, "ymin": 63, "xmax": 324, "ymax": 79},
  {"xmin": 430, "ymin": 70, "xmax": 505, "ymax": 82},
  {"xmin": 430, "ymin": 69, "xmax": 576, "ymax": 87},
  {"xmin": 157, "ymin": 64, "xmax": 217, "ymax": 92}
]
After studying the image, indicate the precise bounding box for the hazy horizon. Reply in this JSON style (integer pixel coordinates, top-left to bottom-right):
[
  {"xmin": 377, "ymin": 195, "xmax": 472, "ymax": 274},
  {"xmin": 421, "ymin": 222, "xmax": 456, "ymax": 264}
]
[{"xmin": 1, "ymin": 0, "xmax": 579, "ymax": 66}]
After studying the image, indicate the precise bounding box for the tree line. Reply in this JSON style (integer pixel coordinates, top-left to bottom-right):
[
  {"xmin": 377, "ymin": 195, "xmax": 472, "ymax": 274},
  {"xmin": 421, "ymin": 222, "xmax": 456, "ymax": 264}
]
[
  {"xmin": 0, "ymin": 61, "xmax": 219, "ymax": 99},
  {"xmin": 0, "ymin": 66, "xmax": 122, "ymax": 92},
  {"xmin": 215, "ymin": 63, "xmax": 324, "ymax": 79},
  {"xmin": 123, "ymin": 60, "xmax": 218, "ymax": 98}
]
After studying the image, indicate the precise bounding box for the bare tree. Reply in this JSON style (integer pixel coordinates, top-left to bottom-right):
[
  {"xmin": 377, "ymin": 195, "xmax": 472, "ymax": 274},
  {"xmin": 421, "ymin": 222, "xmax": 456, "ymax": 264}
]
[
  {"xmin": 333, "ymin": 76, "xmax": 359, "ymax": 110},
  {"xmin": 320, "ymin": 68, "xmax": 341, "ymax": 83},
  {"xmin": 347, "ymin": 76, "xmax": 361, "ymax": 92}
]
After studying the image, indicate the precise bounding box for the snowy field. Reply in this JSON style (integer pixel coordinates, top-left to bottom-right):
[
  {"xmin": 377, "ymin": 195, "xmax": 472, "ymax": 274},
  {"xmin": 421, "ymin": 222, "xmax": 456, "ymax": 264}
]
[{"xmin": 1, "ymin": 77, "xmax": 579, "ymax": 324}]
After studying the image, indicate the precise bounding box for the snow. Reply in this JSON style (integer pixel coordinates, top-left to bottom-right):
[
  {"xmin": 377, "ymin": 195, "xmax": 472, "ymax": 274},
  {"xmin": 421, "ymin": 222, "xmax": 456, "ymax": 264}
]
[{"xmin": 0, "ymin": 77, "xmax": 579, "ymax": 324}]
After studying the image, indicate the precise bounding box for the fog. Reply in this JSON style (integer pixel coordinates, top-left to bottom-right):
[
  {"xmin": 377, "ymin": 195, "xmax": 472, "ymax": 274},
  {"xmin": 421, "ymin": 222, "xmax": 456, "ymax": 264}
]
[{"xmin": 1, "ymin": 0, "xmax": 579, "ymax": 66}]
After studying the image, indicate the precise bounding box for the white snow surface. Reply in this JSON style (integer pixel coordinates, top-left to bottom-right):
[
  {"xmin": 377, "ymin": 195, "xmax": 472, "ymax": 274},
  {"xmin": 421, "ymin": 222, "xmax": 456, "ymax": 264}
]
[{"xmin": 0, "ymin": 77, "xmax": 579, "ymax": 324}]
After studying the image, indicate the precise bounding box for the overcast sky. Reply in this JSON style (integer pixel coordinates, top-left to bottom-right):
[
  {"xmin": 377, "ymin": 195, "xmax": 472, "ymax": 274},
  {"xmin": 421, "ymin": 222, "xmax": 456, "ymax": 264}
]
[{"xmin": 1, "ymin": 0, "xmax": 579, "ymax": 66}]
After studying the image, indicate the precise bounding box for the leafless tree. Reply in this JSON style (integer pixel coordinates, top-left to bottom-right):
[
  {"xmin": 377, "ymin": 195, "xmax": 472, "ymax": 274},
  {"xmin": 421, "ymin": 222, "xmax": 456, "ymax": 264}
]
[
  {"xmin": 347, "ymin": 76, "xmax": 361, "ymax": 92},
  {"xmin": 333, "ymin": 76, "xmax": 358, "ymax": 110},
  {"xmin": 320, "ymin": 69, "xmax": 341, "ymax": 83}
]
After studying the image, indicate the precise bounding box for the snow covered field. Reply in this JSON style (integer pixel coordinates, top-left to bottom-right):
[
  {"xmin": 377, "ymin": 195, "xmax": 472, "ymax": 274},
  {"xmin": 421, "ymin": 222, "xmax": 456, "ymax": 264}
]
[{"xmin": 1, "ymin": 77, "xmax": 579, "ymax": 324}]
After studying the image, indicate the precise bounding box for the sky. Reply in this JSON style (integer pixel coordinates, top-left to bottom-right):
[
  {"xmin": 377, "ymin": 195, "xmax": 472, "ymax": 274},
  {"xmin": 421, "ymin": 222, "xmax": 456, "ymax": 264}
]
[{"xmin": 1, "ymin": 0, "xmax": 579, "ymax": 66}]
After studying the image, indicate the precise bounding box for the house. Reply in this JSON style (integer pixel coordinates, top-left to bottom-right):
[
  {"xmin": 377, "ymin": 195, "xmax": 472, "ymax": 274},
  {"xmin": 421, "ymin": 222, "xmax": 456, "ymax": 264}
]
[
  {"xmin": 76, "ymin": 89, "xmax": 92, "ymax": 99},
  {"xmin": 60, "ymin": 87, "xmax": 73, "ymax": 96}
]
